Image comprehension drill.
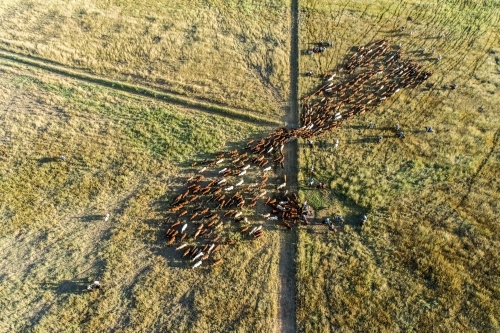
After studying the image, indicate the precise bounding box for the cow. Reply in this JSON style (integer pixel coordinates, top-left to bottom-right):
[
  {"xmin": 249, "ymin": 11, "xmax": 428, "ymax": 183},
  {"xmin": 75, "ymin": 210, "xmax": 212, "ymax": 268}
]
[
  {"xmin": 213, "ymin": 259, "xmax": 223, "ymax": 266},
  {"xmin": 182, "ymin": 248, "xmax": 191, "ymax": 258},
  {"xmin": 176, "ymin": 243, "xmax": 188, "ymax": 251}
]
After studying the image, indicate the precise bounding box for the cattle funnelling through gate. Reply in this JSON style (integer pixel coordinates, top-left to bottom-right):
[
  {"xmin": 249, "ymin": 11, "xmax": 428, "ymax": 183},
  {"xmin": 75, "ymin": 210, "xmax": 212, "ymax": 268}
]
[{"xmin": 164, "ymin": 39, "xmax": 431, "ymax": 269}]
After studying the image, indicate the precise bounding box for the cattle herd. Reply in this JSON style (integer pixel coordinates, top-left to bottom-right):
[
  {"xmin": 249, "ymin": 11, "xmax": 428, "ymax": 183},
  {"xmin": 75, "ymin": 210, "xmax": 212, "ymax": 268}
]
[{"xmin": 165, "ymin": 39, "xmax": 431, "ymax": 269}]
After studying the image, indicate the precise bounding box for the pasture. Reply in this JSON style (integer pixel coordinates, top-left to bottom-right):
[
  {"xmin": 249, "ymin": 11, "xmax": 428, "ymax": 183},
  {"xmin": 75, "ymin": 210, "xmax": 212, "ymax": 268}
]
[
  {"xmin": 0, "ymin": 0, "xmax": 290, "ymax": 117},
  {"xmin": 0, "ymin": 0, "xmax": 499, "ymax": 332},
  {"xmin": 0, "ymin": 61, "xmax": 286, "ymax": 332},
  {"xmin": 296, "ymin": 0, "xmax": 500, "ymax": 332}
]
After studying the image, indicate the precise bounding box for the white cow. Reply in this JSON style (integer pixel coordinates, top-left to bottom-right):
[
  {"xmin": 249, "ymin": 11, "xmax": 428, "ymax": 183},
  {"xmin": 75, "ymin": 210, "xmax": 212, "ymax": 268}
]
[
  {"xmin": 176, "ymin": 243, "xmax": 188, "ymax": 250},
  {"xmin": 192, "ymin": 252, "xmax": 204, "ymax": 262},
  {"xmin": 249, "ymin": 226, "xmax": 258, "ymax": 235},
  {"xmin": 192, "ymin": 261, "xmax": 202, "ymax": 269}
]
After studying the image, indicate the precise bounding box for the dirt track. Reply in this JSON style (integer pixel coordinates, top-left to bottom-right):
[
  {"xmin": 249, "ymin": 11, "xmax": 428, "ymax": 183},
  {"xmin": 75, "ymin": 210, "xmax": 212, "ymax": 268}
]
[{"xmin": 276, "ymin": 0, "xmax": 299, "ymax": 332}]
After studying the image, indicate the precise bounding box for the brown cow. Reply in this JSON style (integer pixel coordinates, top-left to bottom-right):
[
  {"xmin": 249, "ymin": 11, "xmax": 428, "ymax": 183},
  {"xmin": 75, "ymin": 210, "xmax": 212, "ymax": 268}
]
[
  {"xmin": 213, "ymin": 259, "xmax": 223, "ymax": 266},
  {"xmin": 182, "ymin": 248, "xmax": 191, "ymax": 258}
]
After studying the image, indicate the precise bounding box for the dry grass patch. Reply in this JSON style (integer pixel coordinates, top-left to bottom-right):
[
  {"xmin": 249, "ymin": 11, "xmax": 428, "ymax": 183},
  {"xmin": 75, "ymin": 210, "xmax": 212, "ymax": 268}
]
[{"xmin": 0, "ymin": 0, "xmax": 291, "ymax": 117}]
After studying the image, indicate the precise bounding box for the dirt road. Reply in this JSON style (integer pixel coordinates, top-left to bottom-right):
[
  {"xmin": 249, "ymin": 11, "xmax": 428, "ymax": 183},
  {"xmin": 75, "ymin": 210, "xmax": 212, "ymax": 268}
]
[{"xmin": 276, "ymin": 0, "xmax": 299, "ymax": 332}]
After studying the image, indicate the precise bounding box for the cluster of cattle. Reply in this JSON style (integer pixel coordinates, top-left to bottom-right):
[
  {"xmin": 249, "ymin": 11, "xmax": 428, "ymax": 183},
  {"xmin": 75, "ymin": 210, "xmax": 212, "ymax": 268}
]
[
  {"xmin": 307, "ymin": 40, "xmax": 333, "ymax": 54},
  {"xmin": 165, "ymin": 39, "xmax": 431, "ymax": 269},
  {"xmin": 166, "ymin": 146, "xmax": 289, "ymax": 269},
  {"xmin": 298, "ymin": 38, "xmax": 432, "ymax": 140}
]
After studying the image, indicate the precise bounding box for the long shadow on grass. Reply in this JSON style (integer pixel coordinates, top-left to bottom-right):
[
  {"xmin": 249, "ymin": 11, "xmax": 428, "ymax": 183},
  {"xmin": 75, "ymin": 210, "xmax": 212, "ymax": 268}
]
[{"xmin": 41, "ymin": 279, "xmax": 90, "ymax": 295}]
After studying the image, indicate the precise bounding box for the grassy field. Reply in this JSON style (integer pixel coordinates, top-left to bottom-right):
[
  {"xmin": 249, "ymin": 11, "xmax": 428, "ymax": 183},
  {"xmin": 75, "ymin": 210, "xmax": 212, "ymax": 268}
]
[
  {"xmin": 1, "ymin": 0, "xmax": 500, "ymax": 332},
  {"xmin": 0, "ymin": 0, "xmax": 290, "ymax": 117},
  {"xmin": 0, "ymin": 60, "xmax": 284, "ymax": 332},
  {"xmin": 296, "ymin": 0, "xmax": 500, "ymax": 331},
  {"xmin": 0, "ymin": 2, "xmax": 293, "ymax": 331}
]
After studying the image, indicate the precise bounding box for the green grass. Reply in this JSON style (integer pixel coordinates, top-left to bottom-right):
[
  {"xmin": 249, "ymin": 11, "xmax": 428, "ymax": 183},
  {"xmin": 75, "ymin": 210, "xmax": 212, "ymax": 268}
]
[{"xmin": 296, "ymin": 0, "xmax": 500, "ymax": 331}]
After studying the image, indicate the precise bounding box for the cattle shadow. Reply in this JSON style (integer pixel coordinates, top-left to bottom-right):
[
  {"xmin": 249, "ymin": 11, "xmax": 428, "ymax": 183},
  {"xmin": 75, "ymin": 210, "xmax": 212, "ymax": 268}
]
[
  {"xmin": 78, "ymin": 214, "xmax": 106, "ymax": 222},
  {"xmin": 143, "ymin": 134, "xmax": 287, "ymax": 266},
  {"xmin": 41, "ymin": 278, "xmax": 90, "ymax": 295},
  {"xmin": 151, "ymin": 38, "xmax": 433, "ymax": 266},
  {"xmin": 143, "ymin": 217, "xmax": 188, "ymax": 269},
  {"xmin": 347, "ymin": 124, "xmax": 373, "ymax": 130},
  {"xmin": 348, "ymin": 137, "xmax": 379, "ymax": 144},
  {"xmin": 37, "ymin": 156, "xmax": 60, "ymax": 165}
]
